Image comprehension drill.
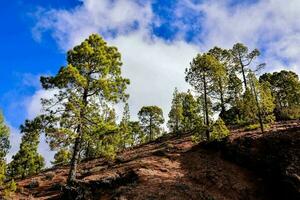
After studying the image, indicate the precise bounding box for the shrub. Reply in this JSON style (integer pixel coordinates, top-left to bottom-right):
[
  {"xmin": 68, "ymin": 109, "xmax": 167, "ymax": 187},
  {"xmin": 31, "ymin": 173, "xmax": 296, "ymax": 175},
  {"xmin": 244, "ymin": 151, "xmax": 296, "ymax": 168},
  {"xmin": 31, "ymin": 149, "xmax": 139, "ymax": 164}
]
[
  {"xmin": 244, "ymin": 124, "xmax": 260, "ymax": 131},
  {"xmin": 244, "ymin": 123, "xmax": 270, "ymax": 131},
  {"xmin": 3, "ymin": 179, "xmax": 17, "ymax": 199},
  {"xmin": 278, "ymin": 106, "xmax": 300, "ymax": 120},
  {"xmin": 210, "ymin": 119, "xmax": 230, "ymax": 141}
]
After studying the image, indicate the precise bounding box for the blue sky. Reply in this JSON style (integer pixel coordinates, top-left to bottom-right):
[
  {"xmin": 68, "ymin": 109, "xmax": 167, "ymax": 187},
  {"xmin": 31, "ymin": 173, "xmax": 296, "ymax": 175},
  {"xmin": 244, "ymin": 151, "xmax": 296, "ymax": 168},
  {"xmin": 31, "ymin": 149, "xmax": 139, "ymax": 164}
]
[{"xmin": 1, "ymin": 0, "xmax": 300, "ymax": 165}]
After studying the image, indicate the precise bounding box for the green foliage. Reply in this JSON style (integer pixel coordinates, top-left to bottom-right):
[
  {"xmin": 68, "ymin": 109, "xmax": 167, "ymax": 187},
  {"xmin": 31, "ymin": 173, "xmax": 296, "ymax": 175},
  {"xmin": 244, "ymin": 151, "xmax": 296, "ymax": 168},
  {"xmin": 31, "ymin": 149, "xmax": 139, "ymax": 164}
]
[
  {"xmin": 51, "ymin": 149, "xmax": 71, "ymax": 166},
  {"xmin": 246, "ymin": 72, "xmax": 275, "ymax": 132},
  {"xmin": 244, "ymin": 124, "xmax": 261, "ymax": 131},
  {"xmin": 210, "ymin": 119, "xmax": 230, "ymax": 141},
  {"xmin": 128, "ymin": 121, "xmax": 145, "ymax": 145},
  {"xmin": 117, "ymin": 103, "xmax": 134, "ymax": 149},
  {"xmin": 138, "ymin": 106, "xmax": 164, "ymax": 141},
  {"xmin": 168, "ymin": 88, "xmax": 203, "ymax": 134},
  {"xmin": 82, "ymin": 105, "xmax": 119, "ymax": 160},
  {"xmin": 279, "ymin": 106, "xmax": 300, "ymax": 120},
  {"xmin": 240, "ymin": 88, "xmax": 258, "ymax": 125},
  {"xmin": 182, "ymin": 91, "xmax": 203, "ymax": 132},
  {"xmin": 40, "ymin": 34, "xmax": 129, "ymax": 183},
  {"xmin": 0, "ymin": 111, "xmax": 10, "ymax": 189},
  {"xmin": 186, "ymin": 53, "xmax": 221, "ymax": 139},
  {"xmin": 8, "ymin": 118, "xmax": 45, "ymax": 179},
  {"xmin": 167, "ymin": 88, "xmax": 184, "ymax": 133},
  {"xmin": 230, "ymin": 43, "xmax": 264, "ymax": 89},
  {"xmin": 208, "ymin": 47, "xmax": 230, "ymax": 113},
  {"xmin": 259, "ymin": 81, "xmax": 276, "ymax": 123},
  {"xmin": 0, "ymin": 160, "xmax": 6, "ymax": 187},
  {"xmin": 2, "ymin": 179, "xmax": 17, "ymax": 199},
  {"xmin": 0, "ymin": 111, "xmax": 10, "ymax": 161},
  {"xmin": 260, "ymin": 70, "xmax": 300, "ymax": 120}
]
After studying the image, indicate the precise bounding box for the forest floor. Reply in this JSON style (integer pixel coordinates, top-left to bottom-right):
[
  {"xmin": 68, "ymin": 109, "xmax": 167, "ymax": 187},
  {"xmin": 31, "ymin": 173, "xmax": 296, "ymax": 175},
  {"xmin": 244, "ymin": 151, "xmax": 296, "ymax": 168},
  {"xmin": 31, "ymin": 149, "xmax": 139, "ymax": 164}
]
[{"xmin": 8, "ymin": 120, "xmax": 300, "ymax": 200}]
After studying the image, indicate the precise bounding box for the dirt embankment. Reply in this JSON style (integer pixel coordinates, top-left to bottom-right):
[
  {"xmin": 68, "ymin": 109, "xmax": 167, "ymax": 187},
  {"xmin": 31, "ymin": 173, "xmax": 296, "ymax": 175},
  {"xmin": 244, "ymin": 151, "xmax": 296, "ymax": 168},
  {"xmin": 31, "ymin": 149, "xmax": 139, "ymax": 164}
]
[{"xmin": 10, "ymin": 122, "xmax": 300, "ymax": 200}]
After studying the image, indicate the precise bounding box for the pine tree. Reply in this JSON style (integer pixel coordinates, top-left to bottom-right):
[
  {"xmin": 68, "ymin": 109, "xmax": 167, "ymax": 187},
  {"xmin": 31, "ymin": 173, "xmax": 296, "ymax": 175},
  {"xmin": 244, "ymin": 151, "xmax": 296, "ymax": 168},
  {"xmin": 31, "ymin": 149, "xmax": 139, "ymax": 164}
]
[
  {"xmin": 138, "ymin": 106, "xmax": 164, "ymax": 141},
  {"xmin": 221, "ymin": 72, "xmax": 243, "ymax": 124},
  {"xmin": 259, "ymin": 81, "xmax": 276, "ymax": 124},
  {"xmin": 181, "ymin": 91, "xmax": 202, "ymax": 132},
  {"xmin": 0, "ymin": 111, "xmax": 16, "ymax": 198},
  {"xmin": 211, "ymin": 118, "xmax": 230, "ymax": 141},
  {"xmin": 185, "ymin": 53, "xmax": 220, "ymax": 139},
  {"xmin": 167, "ymin": 88, "xmax": 184, "ymax": 134},
  {"xmin": 8, "ymin": 118, "xmax": 45, "ymax": 179},
  {"xmin": 0, "ymin": 110, "xmax": 10, "ymax": 187},
  {"xmin": 230, "ymin": 43, "xmax": 264, "ymax": 89},
  {"xmin": 82, "ymin": 104, "xmax": 119, "ymax": 160},
  {"xmin": 118, "ymin": 103, "xmax": 134, "ymax": 149},
  {"xmin": 128, "ymin": 121, "xmax": 145, "ymax": 145},
  {"xmin": 40, "ymin": 34, "xmax": 130, "ymax": 184},
  {"xmin": 51, "ymin": 149, "xmax": 71, "ymax": 166},
  {"xmin": 241, "ymin": 88, "xmax": 258, "ymax": 125},
  {"xmin": 0, "ymin": 111, "xmax": 10, "ymax": 162},
  {"xmin": 208, "ymin": 47, "xmax": 231, "ymax": 114},
  {"xmin": 260, "ymin": 70, "xmax": 300, "ymax": 120},
  {"xmin": 237, "ymin": 72, "xmax": 276, "ymax": 132}
]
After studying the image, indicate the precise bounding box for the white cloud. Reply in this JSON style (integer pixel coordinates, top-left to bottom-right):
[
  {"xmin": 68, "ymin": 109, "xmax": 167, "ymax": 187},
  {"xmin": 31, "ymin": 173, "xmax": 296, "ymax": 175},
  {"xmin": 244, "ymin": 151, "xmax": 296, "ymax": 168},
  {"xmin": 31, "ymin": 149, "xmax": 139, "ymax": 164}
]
[
  {"xmin": 26, "ymin": 89, "xmax": 57, "ymax": 120},
  {"xmin": 179, "ymin": 0, "xmax": 300, "ymax": 74},
  {"xmin": 33, "ymin": 0, "xmax": 154, "ymax": 50},
  {"xmin": 110, "ymin": 31, "xmax": 198, "ymax": 120},
  {"xmin": 6, "ymin": 125, "xmax": 22, "ymax": 163}
]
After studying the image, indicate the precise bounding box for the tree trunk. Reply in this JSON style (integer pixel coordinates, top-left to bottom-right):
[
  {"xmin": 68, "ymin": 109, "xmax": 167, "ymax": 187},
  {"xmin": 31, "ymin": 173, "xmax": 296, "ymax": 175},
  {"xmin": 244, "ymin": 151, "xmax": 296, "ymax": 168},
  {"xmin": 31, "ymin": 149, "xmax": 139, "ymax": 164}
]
[
  {"xmin": 251, "ymin": 79, "xmax": 264, "ymax": 133},
  {"xmin": 149, "ymin": 116, "xmax": 153, "ymax": 141},
  {"xmin": 67, "ymin": 131, "xmax": 82, "ymax": 184},
  {"xmin": 219, "ymin": 79, "xmax": 225, "ymax": 114},
  {"xmin": 67, "ymin": 88, "xmax": 88, "ymax": 185},
  {"xmin": 241, "ymin": 62, "xmax": 248, "ymax": 89},
  {"xmin": 175, "ymin": 113, "xmax": 179, "ymax": 135},
  {"xmin": 203, "ymin": 74, "xmax": 210, "ymax": 140}
]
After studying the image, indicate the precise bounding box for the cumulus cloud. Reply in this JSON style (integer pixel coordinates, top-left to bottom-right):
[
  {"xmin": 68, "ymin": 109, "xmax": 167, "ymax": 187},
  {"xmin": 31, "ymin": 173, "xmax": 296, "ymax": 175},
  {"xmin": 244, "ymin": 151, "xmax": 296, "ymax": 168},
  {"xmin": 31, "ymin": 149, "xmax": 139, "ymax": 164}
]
[
  {"xmin": 6, "ymin": 125, "xmax": 22, "ymax": 163},
  {"xmin": 110, "ymin": 31, "xmax": 198, "ymax": 120},
  {"xmin": 26, "ymin": 89, "xmax": 57, "ymax": 119},
  {"xmin": 178, "ymin": 0, "xmax": 300, "ymax": 74},
  {"xmin": 33, "ymin": 0, "xmax": 154, "ymax": 50}
]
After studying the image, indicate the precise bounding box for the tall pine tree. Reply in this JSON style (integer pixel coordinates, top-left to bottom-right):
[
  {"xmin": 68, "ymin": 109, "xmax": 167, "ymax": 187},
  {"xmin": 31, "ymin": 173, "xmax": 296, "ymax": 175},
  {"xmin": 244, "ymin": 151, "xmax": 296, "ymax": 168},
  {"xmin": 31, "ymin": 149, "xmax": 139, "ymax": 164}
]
[
  {"xmin": 0, "ymin": 110, "xmax": 10, "ymax": 187},
  {"xmin": 40, "ymin": 34, "xmax": 130, "ymax": 184},
  {"xmin": 8, "ymin": 118, "xmax": 45, "ymax": 179},
  {"xmin": 186, "ymin": 53, "xmax": 220, "ymax": 139},
  {"xmin": 138, "ymin": 106, "xmax": 164, "ymax": 141},
  {"xmin": 118, "ymin": 103, "xmax": 134, "ymax": 149},
  {"xmin": 167, "ymin": 88, "xmax": 184, "ymax": 134}
]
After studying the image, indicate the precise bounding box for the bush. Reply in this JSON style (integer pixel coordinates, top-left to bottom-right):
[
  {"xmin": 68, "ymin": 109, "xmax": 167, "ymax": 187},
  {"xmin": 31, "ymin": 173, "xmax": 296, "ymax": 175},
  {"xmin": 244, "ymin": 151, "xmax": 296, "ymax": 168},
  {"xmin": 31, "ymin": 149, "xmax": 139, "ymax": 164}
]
[
  {"xmin": 210, "ymin": 119, "xmax": 230, "ymax": 141},
  {"xmin": 191, "ymin": 126, "xmax": 207, "ymax": 143},
  {"xmin": 244, "ymin": 124, "xmax": 260, "ymax": 131},
  {"xmin": 278, "ymin": 106, "xmax": 300, "ymax": 120},
  {"xmin": 3, "ymin": 179, "xmax": 17, "ymax": 199},
  {"xmin": 244, "ymin": 123, "xmax": 270, "ymax": 131}
]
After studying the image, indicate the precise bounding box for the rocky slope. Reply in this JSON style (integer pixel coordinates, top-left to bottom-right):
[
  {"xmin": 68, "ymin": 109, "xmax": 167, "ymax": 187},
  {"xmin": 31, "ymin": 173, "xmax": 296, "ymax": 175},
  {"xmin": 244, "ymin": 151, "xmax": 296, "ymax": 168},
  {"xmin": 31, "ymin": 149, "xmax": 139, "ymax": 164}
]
[{"xmin": 9, "ymin": 121, "xmax": 300, "ymax": 200}]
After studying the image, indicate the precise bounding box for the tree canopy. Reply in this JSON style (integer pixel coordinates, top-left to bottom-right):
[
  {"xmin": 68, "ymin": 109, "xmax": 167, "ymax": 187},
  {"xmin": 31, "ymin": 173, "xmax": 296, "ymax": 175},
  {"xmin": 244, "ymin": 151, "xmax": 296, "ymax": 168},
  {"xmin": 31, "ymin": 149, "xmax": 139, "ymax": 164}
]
[
  {"xmin": 40, "ymin": 34, "xmax": 130, "ymax": 184},
  {"xmin": 138, "ymin": 106, "xmax": 164, "ymax": 141}
]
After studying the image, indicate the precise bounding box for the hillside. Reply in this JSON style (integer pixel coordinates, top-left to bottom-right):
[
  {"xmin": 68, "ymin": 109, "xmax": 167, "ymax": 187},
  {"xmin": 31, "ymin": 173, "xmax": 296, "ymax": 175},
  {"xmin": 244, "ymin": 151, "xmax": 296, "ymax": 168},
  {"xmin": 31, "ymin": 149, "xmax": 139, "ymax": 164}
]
[{"xmin": 11, "ymin": 121, "xmax": 300, "ymax": 200}]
